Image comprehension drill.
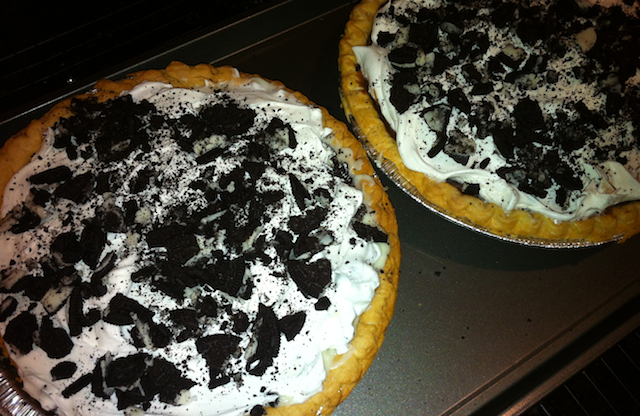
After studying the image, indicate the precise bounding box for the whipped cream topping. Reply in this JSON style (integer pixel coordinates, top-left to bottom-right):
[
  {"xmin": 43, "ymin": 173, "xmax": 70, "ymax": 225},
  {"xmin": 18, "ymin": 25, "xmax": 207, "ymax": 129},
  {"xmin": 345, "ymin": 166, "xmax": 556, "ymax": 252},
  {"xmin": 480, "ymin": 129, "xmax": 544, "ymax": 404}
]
[
  {"xmin": 353, "ymin": 0, "xmax": 640, "ymax": 221},
  {"xmin": 0, "ymin": 74, "xmax": 388, "ymax": 415}
]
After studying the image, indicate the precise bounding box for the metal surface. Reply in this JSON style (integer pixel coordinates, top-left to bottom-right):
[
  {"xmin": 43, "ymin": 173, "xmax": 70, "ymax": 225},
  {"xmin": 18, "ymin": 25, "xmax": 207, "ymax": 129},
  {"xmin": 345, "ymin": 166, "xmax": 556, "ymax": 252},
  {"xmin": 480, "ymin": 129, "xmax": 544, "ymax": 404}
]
[{"xmin": 2, "ymin": 0, "xmax": 640, "ymax": 415}]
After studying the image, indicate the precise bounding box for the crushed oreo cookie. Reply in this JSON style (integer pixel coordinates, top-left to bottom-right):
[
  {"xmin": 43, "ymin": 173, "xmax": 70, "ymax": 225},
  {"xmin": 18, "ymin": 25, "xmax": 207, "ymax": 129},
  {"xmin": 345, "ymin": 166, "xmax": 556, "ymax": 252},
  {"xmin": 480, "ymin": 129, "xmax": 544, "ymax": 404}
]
[
  {"xmin": 51, "ymin": 361, "xmax": 78, "ymax": 381},
  {"xmin": 9, "ymin": 205, "xmax": 41, "ymax": 234},
  {"xmin": 3, "ymin": 310, "xmax": 37, "ymax": 354}
]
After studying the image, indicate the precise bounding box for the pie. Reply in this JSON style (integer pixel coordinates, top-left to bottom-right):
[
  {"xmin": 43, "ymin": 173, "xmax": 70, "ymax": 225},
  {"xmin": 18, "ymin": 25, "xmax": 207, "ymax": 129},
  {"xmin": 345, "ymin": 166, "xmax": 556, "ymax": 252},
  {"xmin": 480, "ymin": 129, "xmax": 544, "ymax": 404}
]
[
  {"xmin": 339, "ymin": 0, "xmax": 640, "ymax": 245},
  {"xmin": 0, "ymin": 62, "xmax": 400, "ymax": 415}
]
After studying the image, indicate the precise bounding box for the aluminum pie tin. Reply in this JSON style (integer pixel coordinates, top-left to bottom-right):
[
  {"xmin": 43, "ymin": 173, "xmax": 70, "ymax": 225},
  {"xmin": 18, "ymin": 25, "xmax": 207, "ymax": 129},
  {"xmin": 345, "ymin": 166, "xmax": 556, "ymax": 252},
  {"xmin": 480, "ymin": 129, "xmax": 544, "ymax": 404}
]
[
  {"xmin": 343, "ymin": 105, "xmax": 621, "ymax": 249},
  {"xmin": 0, "ymin": 358, "xmax": 46, "ymax": 416}
]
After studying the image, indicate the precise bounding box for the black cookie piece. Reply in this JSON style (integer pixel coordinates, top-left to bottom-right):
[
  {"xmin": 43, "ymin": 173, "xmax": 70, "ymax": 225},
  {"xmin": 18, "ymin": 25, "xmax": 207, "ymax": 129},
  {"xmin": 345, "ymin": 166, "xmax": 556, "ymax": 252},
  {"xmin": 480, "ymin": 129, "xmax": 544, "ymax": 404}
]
[
  {"xmin": 9, "ymin": 205, "xmax": 40, "ymax": 234},
  {"xmin": 447, "ymin": 89, "xmax": 471, "ymax": 114},
  {"xmin": 292, "ymin": 234, "xmax": 322, "ymax": 258},
  {"xmin": 51, "ymin": 361, "xmax": 78, "ymax": 381},
  {"xmin": 91, "ymin": 96, "xmax": 154, "ymax": 162},
  {"xmin": 488, "ymin": 55, "xmax": 507, "ymax": 76},
  {"xmin": 288, "ymin": 206, "xmax": 328, "ymax": 236},
  {"xmin": 376, "ymin": 30, "xmax": 395, "ymax": 47},
  {"xmin": 53, "ymin": 172, "xmax": 96, "ymax": 204},
  {"xmin": 352, "ymin": 221, "xmax": 388, "ymax": 243},
  {"xmin": 81, "ymin": 308, "xmax": 102, "ymax": 327},
  {"xmin": 606, "ymin": 92, "xmax": 624, "ymax": 116},
  {"xmin": 427, "ymin": 131, "xmax": 447, "ymax": 159},
  {"xmin": 200, "ymin": 100, "xmax": 257, "ymax": 137},
  {"xmin": 146, "ymin": 224, "xmax": 201, "ymax": 264},
  {"xmin": 30, "ymin": 187, "xmax": 51, "ymax": 206},
  {"xmin": 388, "ymin": 43, "xmax": 422, "ymax": 67},
  {"xmin": 246, "ymin": 304, "xmax": 280, "ymax": 376},
  {"xmin": 250, "ymin": 119, "xmax": 296, "ymax": 157},
  {"xmin": 104, "ymin": 293, "xmax": 155, "ymax": 325},
  {"xmin": 550, "ymin": 164, "xmax": 583, "ymax": 192},
  {"xmin": 80, "ymin": 219, "xmax": 107, "ymax": 268},
  {"xmin": 91, "ymin": 354, "xmax": 112, "ymax": 399},
  {"xmin": 142, "ymin": 357, "xmax": 196, "ymax": 404},
  {"xmin": 94, "ymin": 171, "xmax": 123, "ymax": 195},
  {"xmin": 314, "ymin": 296, "xmax": 332, "ymax": 311},
  {"xmin": 470, "ymin": 82, "xmax": 494, "ymax": 96},
  {"xmin": 4, "ymin": 311, "xmax": 37, "ymax": 354},
  {"xmin": 196, "ymin": 296, "xmax": 218, "ymax": 318},
  {"xmin": 331, "ymin": 157, "xmax": 353, "ymax": 183},
  {"xmin": 250, "ymin": 405, "xmax": 268, "ymax": 416},
  {"xmin": 212, "ymin": 256, "xmax": 251, "ymax": 299},
  {"xmin": 146, "ymin": 321, "xmax": 173, "ymax": 349},
  {"xmin": 196, "ymin": 146, "xmax": 226, "ymax": 165},
  {"xmin": 287, "ymin": 258, "xmax": 332, "ymax": 299},
  {"xmin": 50, "ymin": 232, "xmax": 83, "ymax": 264},
  {"xmin": 105, "ymin": 353, "xmax": 150, "ymax": 393},
  {"xmin": 232, "ymin": 310, "xmax": 250, "ymax": 334},
  {"xmin": 28, "ymin": 166, "xmax": 72, "ymax": 185},
  {"xmin": 390, "ymin": 70, "xmax": 420, "ymax": 114},
  {"xmin": 278, "ymin": 311, "xmax": 306, "ymax": 341},
  {"xmin": 39, "ymin": 315, "xmax": 74, "ymax": 359},
  {"xmin": 170, "ymin": 308, "xmax": 200, "ymax": 336},
  {"xmin": 431, "ymin": 53, "xmax": 454, "ymax": 76},
  {"xmin": 196, "ymin": 334, "xmax": 241, "ymax": 389},
  {"xmin": 273, "ymin": 230, "xmax": 295, "ymax": 259},
  {"xmin": 491, "ymin": 124, "xmax": 516, "ymax": 159},
  {"xmin": 263, "ymin": 116, "xmax": 298, "ymax": 149},
  {"xmin": 491, "ymin": 2, "xmax": 517, "ymax": 28},
  {"xmin": 461, "ymin": 63, "xmax": 482, "ymax": 84},
  {"xmin": 289, "ymin": 173, "xmax": 312, "ymax": 211},
  {"xmin": 62, "ymin": 373, "xmax": 93, "ymax": 398},
  {"xmin": 67, "ymin": 287, "xmax": 84, "ymax": 337},
  {"xmin": 410, "ymin": 21, "xmax": 439, "ymax": 51},
  {"xmin": 513, "ymin": 98, "xmax": 544, "ymax": 130},
  {"xmin": 260, "ymin": 189, "xmax": 286, "ymax": 207},
  {"xmin": 94, "ymin": 200, "xmax": 128, "ymax": 233},
  {"xmin": 4, "ymin": 272, "xmax": 56, "ymax": 302},
  {"xmin": 130, "ymin": 169, "xmax": 156, "ymax": 193},
  {"xmin": 115, "ymin": 388, "xmax": 149, "ymax": 410},
  {"xmin": 148, "ymin": 267, "xmax": 190, "ymax": 300},
  {"xmin": 170, "ymin": 112, "xmax": 210, "ymax": 152},
  {"xmin": 85, "ymin": 255, "xmax": 116, "ymax": 299}
]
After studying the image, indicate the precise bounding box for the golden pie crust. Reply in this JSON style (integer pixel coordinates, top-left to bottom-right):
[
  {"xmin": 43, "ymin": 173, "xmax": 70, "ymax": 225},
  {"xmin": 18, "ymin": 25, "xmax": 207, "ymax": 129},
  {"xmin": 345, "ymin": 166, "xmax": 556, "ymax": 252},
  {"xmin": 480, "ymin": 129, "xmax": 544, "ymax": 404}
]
[
  {"xmin": 0, "ymin": 61, "xmax": 400, "ymax": 416},
  {"xmin": 338, "ymin": 0, "xmax": 640, "ymax": 245}
]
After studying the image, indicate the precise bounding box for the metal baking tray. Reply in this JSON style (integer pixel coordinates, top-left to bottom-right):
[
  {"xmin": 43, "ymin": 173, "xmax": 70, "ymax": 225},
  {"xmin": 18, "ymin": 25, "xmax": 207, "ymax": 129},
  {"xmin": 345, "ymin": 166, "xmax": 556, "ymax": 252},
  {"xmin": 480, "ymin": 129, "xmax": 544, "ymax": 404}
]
[{"xmin": 2, "ymin": 1, "xmax": 640, "ymax": 415}]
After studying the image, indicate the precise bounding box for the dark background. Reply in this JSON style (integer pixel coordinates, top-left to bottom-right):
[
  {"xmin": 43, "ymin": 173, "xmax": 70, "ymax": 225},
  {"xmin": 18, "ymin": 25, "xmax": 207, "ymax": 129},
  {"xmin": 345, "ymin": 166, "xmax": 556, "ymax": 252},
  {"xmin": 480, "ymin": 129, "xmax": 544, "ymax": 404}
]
[{"xmin": 1, "ymin": 0, "xmax": 285, "ymax": 121}]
